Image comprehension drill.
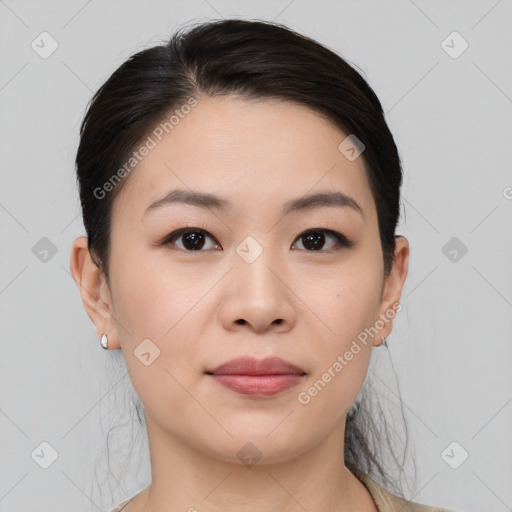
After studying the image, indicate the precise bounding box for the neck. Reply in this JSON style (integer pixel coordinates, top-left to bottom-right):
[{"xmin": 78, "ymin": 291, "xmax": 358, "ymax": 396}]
[{"xmin": 131, "ymin": 414, "xmax": 377, "ymax": 512}]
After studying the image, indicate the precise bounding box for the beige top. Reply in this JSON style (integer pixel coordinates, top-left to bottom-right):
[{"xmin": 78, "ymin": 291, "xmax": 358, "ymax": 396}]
[{"xmin": 109, "ymin": 468, "xmax": 456, "ymax": 512}]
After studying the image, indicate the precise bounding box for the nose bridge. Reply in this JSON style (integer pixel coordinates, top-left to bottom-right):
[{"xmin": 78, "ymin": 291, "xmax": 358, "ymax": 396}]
[
  {"xmin": 233, "ymin": 235, "xmax": 283, "ymax": 297},
  {"xmin": 216, "ymin": 233, "xmax": 298, "ymax": 333}
]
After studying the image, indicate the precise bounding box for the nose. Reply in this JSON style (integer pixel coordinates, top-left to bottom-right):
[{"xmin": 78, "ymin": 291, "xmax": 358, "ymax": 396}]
[{"xmin": 219, "ymin": 244, "xmax": 297, "ymax": 334}]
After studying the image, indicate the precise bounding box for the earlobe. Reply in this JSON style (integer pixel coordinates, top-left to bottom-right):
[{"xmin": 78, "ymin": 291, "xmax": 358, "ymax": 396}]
[{"xmin": 70, "ymin": 236, "xmax": 118, "ymax": 347}]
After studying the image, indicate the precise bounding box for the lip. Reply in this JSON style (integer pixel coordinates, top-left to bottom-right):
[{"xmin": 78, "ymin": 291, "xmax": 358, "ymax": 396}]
[{"xmin": 206, "ymin": 356, "xmax": 306, "ymax": 397}]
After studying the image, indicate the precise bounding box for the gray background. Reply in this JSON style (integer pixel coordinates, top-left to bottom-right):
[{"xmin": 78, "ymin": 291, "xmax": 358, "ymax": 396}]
[{"xmin": 1, "ymin": 0, "xmax": 511, "ymax": 511}]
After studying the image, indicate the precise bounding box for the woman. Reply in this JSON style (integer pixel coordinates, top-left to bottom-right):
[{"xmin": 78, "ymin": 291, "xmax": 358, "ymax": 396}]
[{"xmin": 70, "ymin": 18, "xmax": 456, "ymax": 512}]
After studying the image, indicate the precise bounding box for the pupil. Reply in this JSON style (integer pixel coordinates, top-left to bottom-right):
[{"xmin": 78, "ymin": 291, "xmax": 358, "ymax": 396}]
[
  {"xmin": 304, "ymin": 231, "xmax": 324, "ymax": 250},
  {"xmin": 184, "ymin": 231, "xmax": 204, "ymax": 250}
]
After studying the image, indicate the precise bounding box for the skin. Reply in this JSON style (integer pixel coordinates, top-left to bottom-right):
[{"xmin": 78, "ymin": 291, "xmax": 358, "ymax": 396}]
[{"xmin": 71, "ymin": 95, "xmax": 409, "ymax": 512}]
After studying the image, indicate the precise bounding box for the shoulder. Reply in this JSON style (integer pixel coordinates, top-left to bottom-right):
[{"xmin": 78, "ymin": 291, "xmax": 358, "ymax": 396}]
[
  {"xmin": 352, "ymin": 467, "xmax": 457, "ymax": 512},
  {"xmin": 109, "ymin": 498, "xmax": 132, "ymax": 512}
]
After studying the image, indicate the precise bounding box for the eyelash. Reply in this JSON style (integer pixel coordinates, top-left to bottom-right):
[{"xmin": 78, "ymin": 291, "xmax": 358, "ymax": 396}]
[{"xmin": 160, "ymin": 227, "xmax": 354, "ymax": 252}]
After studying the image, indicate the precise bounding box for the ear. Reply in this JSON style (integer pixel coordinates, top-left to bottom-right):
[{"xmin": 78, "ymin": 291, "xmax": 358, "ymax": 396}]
[
  {"xmin": 69, "ymin": 236, "xmax": 121, "ymax": 349},
  {"xmin": 374, "ymin": 235, "xmax": 409, "ymax": 345}
]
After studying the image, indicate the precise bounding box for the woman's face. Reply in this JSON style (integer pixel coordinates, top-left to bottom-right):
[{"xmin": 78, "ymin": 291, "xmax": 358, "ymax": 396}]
[{"xmin": 94, "ymin": 96, "xmax": 408, "ymax": 464}]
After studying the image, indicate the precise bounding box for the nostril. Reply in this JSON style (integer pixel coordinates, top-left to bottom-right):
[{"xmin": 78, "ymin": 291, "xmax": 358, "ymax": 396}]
[{"xmin": 236, "ymin": 319, "xmax": 246, "ymax": 325}]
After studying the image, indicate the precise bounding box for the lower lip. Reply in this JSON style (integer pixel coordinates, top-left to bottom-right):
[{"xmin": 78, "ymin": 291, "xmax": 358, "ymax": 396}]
[{"xmin": 209, "ymin": 374, "xmax": 305, "ymax": 396}]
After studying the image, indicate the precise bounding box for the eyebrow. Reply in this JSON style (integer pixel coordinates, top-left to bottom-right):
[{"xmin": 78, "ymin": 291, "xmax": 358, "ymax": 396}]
[{"xmin": 143, "ymin": 188, "xmax": 364, "ymax": 219}]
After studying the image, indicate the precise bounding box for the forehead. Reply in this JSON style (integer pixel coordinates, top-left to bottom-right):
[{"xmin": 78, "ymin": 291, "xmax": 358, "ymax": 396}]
[{"xmin": 113, "ymin": 95, "xmax": 375, "ymax": 222}]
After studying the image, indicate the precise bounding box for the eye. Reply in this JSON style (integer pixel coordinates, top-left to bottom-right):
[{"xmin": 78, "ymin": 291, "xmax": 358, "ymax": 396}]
[
  {"xmin": 162, "ymin": 228, "xmax": 221, "ymax": 251},
  {"xmin": 161, "ymin": 227, "xmax": 353, "ymax": 252},
  {"xmin": 291, "ymin": 229, "xmax": 353, "ymax": 251}
]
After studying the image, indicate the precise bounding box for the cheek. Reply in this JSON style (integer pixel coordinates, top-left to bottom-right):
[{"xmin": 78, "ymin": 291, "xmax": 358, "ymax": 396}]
[
  {"xmin": 111, "ymin": 258, "xmax": 206, "ymax": 429},
  {"xmin": 294, "ymin": 262, "xmax": 381, "ymax": 411},
  {"xmin": 109, "ymin": 241, "xmax": 190, "ymax": 342},
  {"xmin": 304, "ymin": 262, "xmax": 382, "ymax": 348},
  {"xmin": 297, "ymin": 287, "xmax": 375, "ymax": 418},
  {"xmin": 110, "ymin": 247, "xmax": 210, "ymax": 377}
]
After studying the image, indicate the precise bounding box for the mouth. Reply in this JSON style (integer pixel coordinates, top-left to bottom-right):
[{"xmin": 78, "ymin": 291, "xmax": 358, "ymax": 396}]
[{"xmin": 205, "ymin": 356, "xmax": 307, "ymax": 397}]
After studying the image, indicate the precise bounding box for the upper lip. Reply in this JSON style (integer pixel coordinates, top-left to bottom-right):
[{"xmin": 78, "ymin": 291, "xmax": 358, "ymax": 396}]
[{"xmin": 206, "ymin": 356, "xmax": 306, "ymax": 376}]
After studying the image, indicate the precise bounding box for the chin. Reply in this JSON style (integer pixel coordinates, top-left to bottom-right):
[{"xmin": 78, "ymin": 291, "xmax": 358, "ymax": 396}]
[{"xmin": 198, "ymin": 428, "xmax": 315, "ymax": 467}]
